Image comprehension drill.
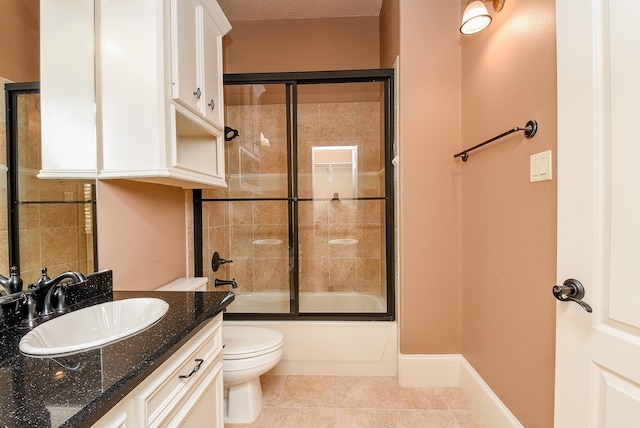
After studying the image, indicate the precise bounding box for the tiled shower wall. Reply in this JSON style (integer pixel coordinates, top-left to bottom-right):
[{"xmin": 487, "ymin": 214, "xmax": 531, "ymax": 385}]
[
  {"xmin": 201, "ymin": 100, "xmax": 386, "ymax": 296},
  {"xmin": 0, "ymin": 78, "xmax": 94, "ymax": 285}
]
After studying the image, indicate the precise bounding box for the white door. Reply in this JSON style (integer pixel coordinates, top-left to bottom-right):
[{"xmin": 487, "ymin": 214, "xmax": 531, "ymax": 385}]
[{"xmin": 555, "ymin": 0, "xmax": 640, "ymax": 426}]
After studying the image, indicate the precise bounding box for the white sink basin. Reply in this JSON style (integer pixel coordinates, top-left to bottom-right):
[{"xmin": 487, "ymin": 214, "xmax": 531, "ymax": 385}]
[{"xmin": 19, "ymin": 297, "xmax": 169, "ymax": 358}]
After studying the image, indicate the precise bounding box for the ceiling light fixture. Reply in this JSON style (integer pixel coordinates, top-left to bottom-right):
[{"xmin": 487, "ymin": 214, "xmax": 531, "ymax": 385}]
[{"xmin": 460, "ymin": 0, "xmax": 505, "ymax": 35}]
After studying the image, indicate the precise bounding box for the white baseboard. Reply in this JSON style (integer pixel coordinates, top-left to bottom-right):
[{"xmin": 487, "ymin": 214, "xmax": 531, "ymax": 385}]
[
  {"xmin": 398, "ymin": 354, "xmax": 523, "ymax": 428},
  {"xmin": 398, "ymin": 354, "xmax": 462, "ymax": 387}
]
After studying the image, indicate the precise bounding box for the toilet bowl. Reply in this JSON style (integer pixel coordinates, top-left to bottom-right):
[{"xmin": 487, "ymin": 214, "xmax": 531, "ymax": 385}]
[{"xmin": 223, "ymin": 325, "xmax": 284, "ymax": 424}]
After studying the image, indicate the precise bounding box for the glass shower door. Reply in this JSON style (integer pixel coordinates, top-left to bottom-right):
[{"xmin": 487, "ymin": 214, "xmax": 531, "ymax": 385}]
[
  {"xmin": 207, "ymin": 69, "xmax": 394, "ymax": 320},
  {"xmin": 296, "ymin": 82, "xmax": 388, "ymax": 313},
  {"xmin": 206, "ymin": 83, "xmax": 293, "ymax": 314}
]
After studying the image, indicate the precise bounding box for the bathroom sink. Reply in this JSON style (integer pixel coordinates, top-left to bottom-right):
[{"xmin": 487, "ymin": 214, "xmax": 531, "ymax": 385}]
[{"xmin": 19, "ymin": 298, "xmax": 169, "ymax": 358}]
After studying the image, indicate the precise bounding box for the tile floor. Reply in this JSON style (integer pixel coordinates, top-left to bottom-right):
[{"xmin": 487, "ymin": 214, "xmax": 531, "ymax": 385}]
[{"xmin": 226, "ymin": 375, "xmax": 483, "ymax": 427}]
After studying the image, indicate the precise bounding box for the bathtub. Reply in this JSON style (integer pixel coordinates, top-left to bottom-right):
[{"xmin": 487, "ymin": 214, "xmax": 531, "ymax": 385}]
[
  {"xmin": 225, "ymin": 291, "xmax": 386, "ymax": 313},
  {"xmin": 224, "ymin": 291, "xmax": 397, "ymax": 376}
]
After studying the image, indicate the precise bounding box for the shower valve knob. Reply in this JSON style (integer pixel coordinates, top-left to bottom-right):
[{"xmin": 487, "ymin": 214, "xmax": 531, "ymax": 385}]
[{"xmin": 212, "ymin": 252, "xmax": 233, "ymax": 272}]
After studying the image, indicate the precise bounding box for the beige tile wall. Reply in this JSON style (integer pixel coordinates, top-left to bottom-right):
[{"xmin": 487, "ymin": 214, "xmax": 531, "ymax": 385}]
[{"xmin": 202, "ymin": 100, "xmax": 386, "ymax": 296}]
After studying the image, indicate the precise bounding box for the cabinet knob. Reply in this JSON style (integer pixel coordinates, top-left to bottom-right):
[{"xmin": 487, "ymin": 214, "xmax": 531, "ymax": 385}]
[
  {"xmin": 208, "ymin": 99, "xmax": 215, "ymax": 111},
  {"xmin": 193, "ymin": 88, "xmax": 201, "ymax": 99}
]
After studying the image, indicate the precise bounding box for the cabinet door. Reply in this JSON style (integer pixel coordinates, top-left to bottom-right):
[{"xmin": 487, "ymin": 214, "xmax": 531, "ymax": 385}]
[
  {"xmin": 40, "ymin": 0, "xmax": 97, "ymax": 179},
  {"xmin": 171, "ymin": 0, "xmax": 202, "ymax": 115},
  {"xmin": 167, "ymin": 361, "xmax": 224, "ymax": 427},
  {"xmin": 202, "ymin": 9, "xmax": 223, "ymax": 127},
  {"xmin": 96, "ymin": 410, "xmax": 128, "ymax": 428}
]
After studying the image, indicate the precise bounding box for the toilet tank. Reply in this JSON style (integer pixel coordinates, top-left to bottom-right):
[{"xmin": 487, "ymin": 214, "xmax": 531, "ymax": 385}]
[{"xmin": 155, "ymin": 277, "xmax": 208, "ymax": 292}]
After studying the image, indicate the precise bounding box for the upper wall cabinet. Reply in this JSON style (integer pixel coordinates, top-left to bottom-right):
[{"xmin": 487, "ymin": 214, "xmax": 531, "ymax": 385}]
[
  {"xmin": 96, "ymin": 0, "xmax": 231, "ymax": 188},
  {"xmin": 39, "ymin": 0, "xmax": 97, "ymax": 180},
  {"xmin": 172, "ymin": 0, "xmax": 226, "ymax": 128}
]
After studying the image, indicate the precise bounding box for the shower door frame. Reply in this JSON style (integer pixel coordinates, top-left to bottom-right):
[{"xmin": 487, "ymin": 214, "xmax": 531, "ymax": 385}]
[{"xmin": 194, "ymin": 69, "xmax": 395, "ymax": 321}]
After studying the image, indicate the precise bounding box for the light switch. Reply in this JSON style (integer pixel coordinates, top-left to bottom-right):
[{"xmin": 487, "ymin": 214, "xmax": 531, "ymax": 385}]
[{"xmin": 530, "ymin": 150, "xmax": 552, "ymax": 182}]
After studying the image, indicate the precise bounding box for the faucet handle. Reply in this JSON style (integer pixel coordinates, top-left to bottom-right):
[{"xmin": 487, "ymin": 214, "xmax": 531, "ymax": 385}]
[
  {"xmin": 52, "ymin": 285, "xmax": 69, "ymax": 314},
  {"xmin": 19, "ymin": 290, "xmax": 39, "ymax": 329},
  {"xmin": 8, "ymin": 266, "xmax": 23, "ymax": 294},
  {"xmin": 37, "ymin": 267, "xmax": 50, "ymax": 288}
]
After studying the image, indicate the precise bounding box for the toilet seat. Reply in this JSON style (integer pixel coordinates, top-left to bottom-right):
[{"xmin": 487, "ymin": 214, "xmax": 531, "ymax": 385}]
[{"xmin": 223, "ymin": 326, "xmax": 283, "ymax": 360}]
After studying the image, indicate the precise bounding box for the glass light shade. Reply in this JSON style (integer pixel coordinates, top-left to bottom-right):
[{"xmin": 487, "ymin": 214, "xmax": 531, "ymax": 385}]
[{"xmin": 460, "ymin": 1, "xmax": 492, "ymax": 34}]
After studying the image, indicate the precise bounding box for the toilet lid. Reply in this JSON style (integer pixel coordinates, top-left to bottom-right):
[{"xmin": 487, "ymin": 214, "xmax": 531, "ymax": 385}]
[{"xmin": 223, "ymin": 326, "xmax": 284, "ymax": 360}]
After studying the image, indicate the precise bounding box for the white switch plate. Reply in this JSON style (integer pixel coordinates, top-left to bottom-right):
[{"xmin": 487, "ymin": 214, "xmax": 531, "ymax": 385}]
[{"xmin": 530, "ymin": 150, "xmax": 553, "ymax": 182}]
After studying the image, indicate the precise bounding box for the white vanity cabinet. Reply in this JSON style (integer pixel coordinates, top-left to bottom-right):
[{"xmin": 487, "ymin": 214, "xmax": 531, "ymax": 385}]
[
  {"xmin": 96, "ymin": 0, "xmax": 231, "ymax": 188},
  {"xmin": 93, "ymin": 314, "xmax": 224, "ymax": 427}
]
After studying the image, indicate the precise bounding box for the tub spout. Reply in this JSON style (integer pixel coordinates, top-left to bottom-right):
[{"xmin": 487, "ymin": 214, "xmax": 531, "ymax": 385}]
[{"xmin": 214, "ymin": 278, "xmax": 238, "ymax": 289}]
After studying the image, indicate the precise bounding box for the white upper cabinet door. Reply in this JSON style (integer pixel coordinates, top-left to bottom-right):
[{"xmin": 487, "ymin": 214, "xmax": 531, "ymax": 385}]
[
  {"xmin": 39, "ymin": 0, "xmax": 97, "ymax": 179},
  {"xmin": 171, "ymin": 0, "xmax": 202, "ymax": 116},
  {"xmin": 202, "ymin": 8, "xmax": 224, "ymax": 127},
  {"xmin": 171, "ymin": 0, "xmax": 229, "ymax": 129}
]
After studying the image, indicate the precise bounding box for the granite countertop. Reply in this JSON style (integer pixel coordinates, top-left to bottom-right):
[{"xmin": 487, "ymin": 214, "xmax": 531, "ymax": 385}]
[{"xmin": 0, "ymin": 288, "xmax": 234, "ymax": 428}]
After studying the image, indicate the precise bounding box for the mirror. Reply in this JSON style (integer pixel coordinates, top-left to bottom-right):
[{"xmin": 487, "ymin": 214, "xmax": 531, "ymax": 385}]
[{"xmin": 0, "ymin": 1, "xmax": 98, "ymax": 291}]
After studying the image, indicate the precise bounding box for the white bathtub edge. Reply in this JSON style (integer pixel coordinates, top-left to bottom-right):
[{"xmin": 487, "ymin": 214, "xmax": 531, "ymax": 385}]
[
  {"xmin": 398, "ymin": 354, "xmax": 523, "ymax": 428},
  {"xmin": 224, "ymin": 320, "xmax": 398, "ymax": 376}
]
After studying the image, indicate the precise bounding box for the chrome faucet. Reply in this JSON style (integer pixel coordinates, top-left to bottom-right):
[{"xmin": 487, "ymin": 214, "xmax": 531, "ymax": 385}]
[{"xmin": 36, "ymin": 267, "xmax": 87, "ymax": 318}]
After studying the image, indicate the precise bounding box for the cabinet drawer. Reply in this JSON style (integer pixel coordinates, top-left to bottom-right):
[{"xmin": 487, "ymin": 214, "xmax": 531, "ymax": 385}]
[
  {"xmin": 165, "ymin": 360, "xmax": 224, "ymax": 426},
  {"xmin": 131, "ymin": 317, "xmax": 222, "ymax": 427}
]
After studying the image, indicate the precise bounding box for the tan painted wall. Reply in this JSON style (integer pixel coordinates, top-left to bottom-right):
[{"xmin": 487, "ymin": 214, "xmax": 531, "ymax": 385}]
[
  {"xmin": 223, "ymin": 17, "xmax": 379, "ymax": 73},
  {"xmin": 395, "ymin": 1, "xmax": 462, "ymax": 354},
  {"xmin": 459, "ymin": 1, "xmax": 557, "ymax": 426},
  {"xmin": 0, "ymin": 0, "xmax": 39, "ymax": 81},
  {"xmin": 97, "ymin": 180, "xmax": 187, "ymax": 290},
  {"xmin": 379, "ymin": 0, "xmax": 399, "ymax": 69}
]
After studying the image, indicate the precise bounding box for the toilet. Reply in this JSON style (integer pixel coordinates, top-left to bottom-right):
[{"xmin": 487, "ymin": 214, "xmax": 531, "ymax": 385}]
[
  {"xmin": 223, "ymin": 325, "xmax": 284, "ymax": 424},
  {"xmin": 155, "ymin": 278, "xmax": 284, "ymax": 424},
  {"xmin": 154, "ymin": 277, "xmax": 208, "ymax": 292}
]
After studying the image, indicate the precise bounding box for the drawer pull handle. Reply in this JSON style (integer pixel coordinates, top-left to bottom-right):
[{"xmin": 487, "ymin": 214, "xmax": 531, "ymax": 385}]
[{"xmin": 179, "ymin": 358, "xmax": 204, "ymax": 380}]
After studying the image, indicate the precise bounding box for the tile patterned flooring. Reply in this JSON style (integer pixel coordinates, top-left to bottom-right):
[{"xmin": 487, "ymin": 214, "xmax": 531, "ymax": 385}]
[{"xmin": 226, "ymin": 375, "xmax": 483, "ymax": 427}]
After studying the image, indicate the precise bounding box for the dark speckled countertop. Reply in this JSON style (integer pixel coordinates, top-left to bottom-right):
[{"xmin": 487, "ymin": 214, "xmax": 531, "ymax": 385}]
[{"xmin": 0, "ymin": 273, "xmax": 234, "ymax": 428}]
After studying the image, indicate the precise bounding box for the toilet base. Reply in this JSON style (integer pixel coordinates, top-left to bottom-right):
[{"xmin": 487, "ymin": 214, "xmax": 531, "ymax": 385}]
[{"xmin": 225, "ymin": 377, "xmax": 263, "ymax": 424}]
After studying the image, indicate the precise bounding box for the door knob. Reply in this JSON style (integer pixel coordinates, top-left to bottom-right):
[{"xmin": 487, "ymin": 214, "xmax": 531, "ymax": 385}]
[{"xmin": 552, "ymin": 279, "xmax": 593, "ymax": 313}]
